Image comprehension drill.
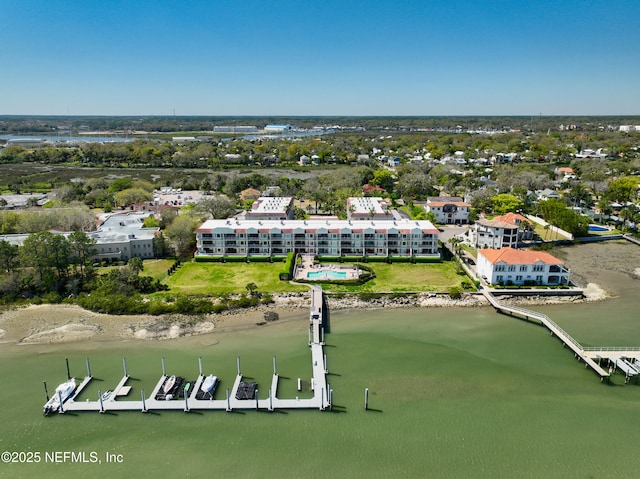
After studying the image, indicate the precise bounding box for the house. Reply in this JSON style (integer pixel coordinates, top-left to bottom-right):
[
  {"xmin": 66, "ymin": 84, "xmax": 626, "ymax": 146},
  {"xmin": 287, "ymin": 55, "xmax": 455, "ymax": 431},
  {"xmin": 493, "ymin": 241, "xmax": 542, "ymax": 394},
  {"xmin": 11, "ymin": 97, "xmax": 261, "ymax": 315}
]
[
  {"xmin": 347, "ymin": 197, "xmax": 392, "ymax": 221},
  {"xmin": 425, "ymin": 196, "xmax": 470, "ymax": 225},
  {"xmin": 387, "ymin": 156, "xmax": 401, "ymax": 168},
  {"xmin": 468, "ymin": 217, "xmax": 519, "ymax": 249},
  {"xmin": 477, "ymin": 247, "xmax": 570, "ymax": 286},
  {"xmin": 362, "ymin": 184, "xmax": 385, "ymax": 195},
  {"xmin": 491, "ymin": 212, "xmax": 533, "ymax": 240},
  {"xmin": 195, "ymin": 218, "xmax": 440, "ymax": 259}
]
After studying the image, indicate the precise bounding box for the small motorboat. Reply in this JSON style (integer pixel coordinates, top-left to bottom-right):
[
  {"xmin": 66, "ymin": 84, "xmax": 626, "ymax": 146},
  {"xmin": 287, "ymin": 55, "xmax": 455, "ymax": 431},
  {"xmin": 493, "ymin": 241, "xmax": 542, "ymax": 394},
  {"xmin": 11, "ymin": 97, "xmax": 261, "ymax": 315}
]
[
  {"xmin": 200, "ymin": 374, "xmax": 218, "ymax": 393},
  {"xmin": 163, "ymin": 375, "xmax": 176, "ymax": 394},
  {"xmin": 43, "ymin": 378, "xmax": 76, "ymax": 415}
]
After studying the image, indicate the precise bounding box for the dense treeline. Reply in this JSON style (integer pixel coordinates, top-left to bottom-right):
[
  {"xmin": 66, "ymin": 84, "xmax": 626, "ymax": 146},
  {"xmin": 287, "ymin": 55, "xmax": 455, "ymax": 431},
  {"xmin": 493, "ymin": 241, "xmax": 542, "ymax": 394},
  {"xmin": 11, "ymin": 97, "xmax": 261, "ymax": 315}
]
[{"xmin": 2, "ymin": 115, "xmax": 640, "ymax": 134}]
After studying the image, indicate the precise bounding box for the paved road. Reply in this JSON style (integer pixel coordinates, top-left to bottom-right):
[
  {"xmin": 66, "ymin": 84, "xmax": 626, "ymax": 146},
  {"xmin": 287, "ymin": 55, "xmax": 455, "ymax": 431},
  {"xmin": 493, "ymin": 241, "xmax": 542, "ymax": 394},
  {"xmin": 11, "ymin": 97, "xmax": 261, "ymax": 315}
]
[{"xmin": 437, "ymin": 225, "xmax": 468, "ymax": 243}]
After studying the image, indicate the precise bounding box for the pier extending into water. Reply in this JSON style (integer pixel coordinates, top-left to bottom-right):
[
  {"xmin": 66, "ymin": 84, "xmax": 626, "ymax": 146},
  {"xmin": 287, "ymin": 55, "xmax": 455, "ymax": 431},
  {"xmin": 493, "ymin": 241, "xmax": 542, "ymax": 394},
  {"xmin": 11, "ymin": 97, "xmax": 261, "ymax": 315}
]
[
  {"xmin": 46, "ymin": 287, "xmax": 331, "ymax": 415},
  {"xmin": 483, "ymin": 289, "xmax": 640, "ymax": 383}
]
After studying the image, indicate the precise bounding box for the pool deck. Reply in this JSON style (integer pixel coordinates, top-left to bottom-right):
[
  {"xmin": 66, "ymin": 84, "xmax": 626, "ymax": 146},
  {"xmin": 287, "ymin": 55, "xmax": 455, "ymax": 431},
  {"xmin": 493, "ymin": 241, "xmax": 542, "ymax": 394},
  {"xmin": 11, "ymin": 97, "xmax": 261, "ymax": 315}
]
[{"xmin": 52, "ymin": 286, "xmax": 331, "ymax": 414}]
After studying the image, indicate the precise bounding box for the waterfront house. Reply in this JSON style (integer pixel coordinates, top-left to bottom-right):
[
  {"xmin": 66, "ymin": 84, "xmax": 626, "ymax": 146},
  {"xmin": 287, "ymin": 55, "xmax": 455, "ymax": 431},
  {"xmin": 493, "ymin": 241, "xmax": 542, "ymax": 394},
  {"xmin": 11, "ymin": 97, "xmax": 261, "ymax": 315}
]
[{"xmin": 477, "ymin": 247, "xmax": 570, "ymax": 286}]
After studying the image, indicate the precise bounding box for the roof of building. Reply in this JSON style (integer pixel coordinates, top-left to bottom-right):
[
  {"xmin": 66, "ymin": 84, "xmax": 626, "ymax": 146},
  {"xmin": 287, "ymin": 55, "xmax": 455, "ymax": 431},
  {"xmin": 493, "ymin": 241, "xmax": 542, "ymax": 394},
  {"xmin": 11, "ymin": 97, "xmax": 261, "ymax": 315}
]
[
  {"xmin": 427, "ymin": 200, "xmax": 471, "ymax": 207},
  {"xmin": 247, "ymin": 196, "xmax": 293, "ymax": 214},
  {"xmin": 347, "ymin": 197, "xmax": 388, "ymax": 216},
  {"xmin": 491, "ymin": 212, "xmax": 528, "ymax": 226},
  {"xmin": 196, "ymin": 218, "xmax": 439, "ymax": 234},
  {"xmin": 476, "ymin": 218, "xmax": 519, "ymax": 229},
  {"xmin": 427, "ymin": 196, "xmax": 464, "ymax": 203},
  {"xmin": 240, "ymin": 188, "xmax": 262, "ymax": 200},
  {"xmin": 478, "ymin": 247, "xmax": 564, "ymax": 265}
]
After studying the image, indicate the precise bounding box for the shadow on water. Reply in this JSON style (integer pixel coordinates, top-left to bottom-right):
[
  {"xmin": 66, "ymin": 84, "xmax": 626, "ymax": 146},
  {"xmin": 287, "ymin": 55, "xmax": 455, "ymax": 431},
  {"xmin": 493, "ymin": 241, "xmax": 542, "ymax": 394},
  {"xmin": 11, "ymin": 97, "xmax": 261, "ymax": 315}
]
[
  {"xmin": 328, "ymin": 404, "xmax": 347, "ymax": 413},
  {"xmin": 322, "ymin": 293, "xmax": 331, "ymax": 334}
]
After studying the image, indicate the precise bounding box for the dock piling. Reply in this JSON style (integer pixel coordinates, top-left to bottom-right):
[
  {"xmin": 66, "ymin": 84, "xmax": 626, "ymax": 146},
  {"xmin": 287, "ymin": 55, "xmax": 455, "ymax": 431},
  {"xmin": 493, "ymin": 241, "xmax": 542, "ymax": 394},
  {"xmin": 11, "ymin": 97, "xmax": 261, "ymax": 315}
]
[
  {"xmin": 365, "ymin": 388, "xmax": 369, "ymax": 410},
  {"xmin": 269, "ymin": 388, "xmax": 273, "ymax": 411},
  {"xmin": 65, "ymin": 358, "xmax": 71, "ymax": 380},
  {"xmin": 98, "ymin": 390, "xmax": 104, "ymax": 413},
  {"xmin": 226, "ymin": 388, "xmax": 231, "ymax": 412},
  {"xmin": 123, "ymin": 358, "xmax": 128, "ymax": 378},
  {"xmin": 141, "ymin": 390, "xmax": 147, "ymax": 413},
  {"xmin": 184, "ymin": 385, "xmax": 189, "ymax": 412},
  {"xmin": 237, "ymin": 356, "xmax": 241, "ymax": 376},
  {"xmin": 324, "ymin": 354, "xmax": 328, "ymax": 373},
  {"xmin": 198, "ymin": 357, "xmax": 203, "ymax": 376},
  {"xmin": 43, "ymin": 381, "xmax": 49, "ymax": 401},
  {"xmin": 161, "ymin": 357, "xmax": 166, "ymax": 377},
  {"xmin": 273, "ymin": 356, "xmax": 277, "ymax": 375},
  {"xmin": 57, "ymin": 390, "xmax": 64, "ymax": 414},
  {"xmin": 255, "ymin": 388, "xmax": 259, "ymax": 410},
  {"xmin": 86, "ymin": 358, "xmax": 91, "ymax": 378}
]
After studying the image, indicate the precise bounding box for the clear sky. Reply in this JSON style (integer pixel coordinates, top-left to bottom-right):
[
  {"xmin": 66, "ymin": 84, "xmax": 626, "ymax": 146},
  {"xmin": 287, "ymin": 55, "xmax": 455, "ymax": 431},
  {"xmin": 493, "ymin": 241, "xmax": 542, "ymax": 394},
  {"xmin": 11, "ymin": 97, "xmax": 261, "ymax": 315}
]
[{"xmin": 1, "ymin": 0, "xmax": 639, "ymax": 116}]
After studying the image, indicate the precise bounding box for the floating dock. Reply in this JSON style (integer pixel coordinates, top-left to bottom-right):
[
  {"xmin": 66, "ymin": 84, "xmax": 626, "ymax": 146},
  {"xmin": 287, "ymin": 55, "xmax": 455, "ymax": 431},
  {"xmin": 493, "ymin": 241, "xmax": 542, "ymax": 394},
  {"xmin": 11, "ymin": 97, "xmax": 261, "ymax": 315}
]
[{"xmin": 46, "ymin": 287, "xmax": 331, "ymax": 414}]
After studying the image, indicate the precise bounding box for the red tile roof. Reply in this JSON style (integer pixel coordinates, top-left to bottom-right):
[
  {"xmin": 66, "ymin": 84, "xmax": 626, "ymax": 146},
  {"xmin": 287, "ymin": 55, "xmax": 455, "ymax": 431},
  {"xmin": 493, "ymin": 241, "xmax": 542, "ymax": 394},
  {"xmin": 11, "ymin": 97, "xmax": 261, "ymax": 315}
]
[
  {"xmin": 478, "ymin": 247, "xmax": 564, "ymax": 265},
  {"xmin": 491, "ymin": 212, "xmax": 528, "ymax": 226}
]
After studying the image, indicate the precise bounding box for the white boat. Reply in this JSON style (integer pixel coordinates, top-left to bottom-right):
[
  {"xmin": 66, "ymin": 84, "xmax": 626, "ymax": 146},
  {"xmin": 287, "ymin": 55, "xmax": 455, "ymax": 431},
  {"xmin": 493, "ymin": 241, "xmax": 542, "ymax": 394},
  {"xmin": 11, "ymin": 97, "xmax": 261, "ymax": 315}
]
[
  {"xmin": 43, "ymin": 378, "xmax": 76, "ymax": 415},
  {"xmin": 200, "ymin": 374, "xmax": 218, "ymax": 393},
  {"xmin": 163, "ymin": 375, "xmax": 176, "ymax": 394}
]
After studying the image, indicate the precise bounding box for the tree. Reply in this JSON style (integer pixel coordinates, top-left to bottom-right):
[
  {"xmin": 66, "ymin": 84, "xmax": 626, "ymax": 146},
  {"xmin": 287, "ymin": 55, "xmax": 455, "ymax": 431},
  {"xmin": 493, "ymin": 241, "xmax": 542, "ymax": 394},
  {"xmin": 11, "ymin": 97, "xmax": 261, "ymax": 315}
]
[
  {"xmin": 604, "ymin": 176, "xmax": 639, "ymax": 204},
  {"xmin": 370, "ymin": 169, "xmax": 395, "ymax": 192},
  {"xmin": 20, "ymin": 231, "xmax": 70, "ymax": 291},
  {"xmin": 114, "ymin": 188, "xmax": 153, "ymax": 208},
  {"xmin": 0, "ymin": 240, "xmax": 19, "ymax": 273},
  {"xmin": 491, "ymin": 193, "xmax": 523, "ymax": 215},
  {"xmin": 127, "ymin": 257, "xmax": 144, "ymax": 276},
  {"xmin": 245, "ymin": 282, "xmax": 258, "ymax": 296},
  {"xmin": 198, "ymin": 196, "xmax": 237, "ymax": 219},
  {"xmin": 164, "ymin": 215, "xmax": 200, "ymax": 258},
  {"xmin": 67, "ymin": 231, "xmax": 97, "ymax": 280}
]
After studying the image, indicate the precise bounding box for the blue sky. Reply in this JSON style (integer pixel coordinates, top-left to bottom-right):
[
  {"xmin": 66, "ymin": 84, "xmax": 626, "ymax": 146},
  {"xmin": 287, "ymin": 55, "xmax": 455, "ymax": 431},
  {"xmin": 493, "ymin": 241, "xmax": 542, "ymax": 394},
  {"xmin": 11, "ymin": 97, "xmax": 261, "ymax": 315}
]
[{"xmin": 1, "ymin": 0, "xmax": 639, "ymax": 116}]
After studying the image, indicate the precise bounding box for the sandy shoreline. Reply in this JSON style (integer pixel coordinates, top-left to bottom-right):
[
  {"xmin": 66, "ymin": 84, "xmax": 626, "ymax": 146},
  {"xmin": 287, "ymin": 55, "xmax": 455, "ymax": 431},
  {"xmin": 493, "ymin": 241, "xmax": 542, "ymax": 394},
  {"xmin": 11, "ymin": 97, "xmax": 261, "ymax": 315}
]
[{"xmin": 0, "ymin": 284, "xmax": 609, "ymax": 345}]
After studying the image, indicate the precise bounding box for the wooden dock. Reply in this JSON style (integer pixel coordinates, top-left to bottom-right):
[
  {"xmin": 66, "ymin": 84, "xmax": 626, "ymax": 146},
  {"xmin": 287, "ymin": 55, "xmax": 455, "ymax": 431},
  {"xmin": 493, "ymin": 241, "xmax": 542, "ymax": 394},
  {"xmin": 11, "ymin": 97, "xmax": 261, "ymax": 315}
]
[
  {"xmin": 482, "ymin": 289, "xmax": 611, "ymax": 380},
  {"xmin": 52, "ymin": 287, "xmax": 331, "ymax": 414}
]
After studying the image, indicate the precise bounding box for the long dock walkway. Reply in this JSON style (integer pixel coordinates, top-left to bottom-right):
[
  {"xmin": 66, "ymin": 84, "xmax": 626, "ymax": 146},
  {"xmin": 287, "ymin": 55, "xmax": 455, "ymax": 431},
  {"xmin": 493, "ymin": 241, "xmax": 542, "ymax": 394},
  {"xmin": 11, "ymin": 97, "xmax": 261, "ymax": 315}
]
[
  {"xmin": 55, "ymin": 286, "xmax": 331, "ymax": 414},
  {"xmin": 482, "ymin": 289, "xmax": 611, "ymax": 380}
]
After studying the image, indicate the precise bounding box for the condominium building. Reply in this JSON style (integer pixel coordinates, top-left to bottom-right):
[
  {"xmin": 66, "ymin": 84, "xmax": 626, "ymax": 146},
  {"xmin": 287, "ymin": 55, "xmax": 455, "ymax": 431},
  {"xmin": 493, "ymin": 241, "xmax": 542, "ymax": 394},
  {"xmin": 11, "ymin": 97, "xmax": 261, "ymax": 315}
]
[{"xmin": 195, "ymin": 218, "xmax": 440, "ymax": 259}]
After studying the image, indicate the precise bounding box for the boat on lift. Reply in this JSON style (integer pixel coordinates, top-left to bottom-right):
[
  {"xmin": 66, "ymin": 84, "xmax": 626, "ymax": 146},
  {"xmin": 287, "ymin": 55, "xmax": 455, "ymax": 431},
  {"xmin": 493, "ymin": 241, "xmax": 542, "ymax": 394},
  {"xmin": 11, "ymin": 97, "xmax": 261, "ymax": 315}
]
[
  {"xmin": 43, "ymin": 378, "xmax": 76, "ymax": 415},
  {"xmin": 200, "ymin": 374, "xmax": 218, "ymax": 393},
  {"xmin": 163, "ymin": 375, "xmax": 176, "ymax": 394}
]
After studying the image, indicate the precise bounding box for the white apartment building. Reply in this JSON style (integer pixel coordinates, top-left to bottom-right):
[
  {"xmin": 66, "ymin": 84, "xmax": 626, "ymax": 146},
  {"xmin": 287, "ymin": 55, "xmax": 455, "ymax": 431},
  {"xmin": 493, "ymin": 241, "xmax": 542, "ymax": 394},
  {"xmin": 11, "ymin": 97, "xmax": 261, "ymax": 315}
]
[
  {"xmin": 195, "ymin": 218, "xmax": 440, "ymax": 259},
  {"xmin": 477, "ymin": 247, "xmax": 570, "ymax": 286}
]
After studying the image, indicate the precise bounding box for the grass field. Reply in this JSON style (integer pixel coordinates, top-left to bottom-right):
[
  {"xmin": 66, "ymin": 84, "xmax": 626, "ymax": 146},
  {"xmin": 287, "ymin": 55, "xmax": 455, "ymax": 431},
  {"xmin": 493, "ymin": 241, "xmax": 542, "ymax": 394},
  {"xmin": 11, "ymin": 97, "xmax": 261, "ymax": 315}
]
[
  {"xmin": 162, "ymin": 260, "xmax": 466, "ymax": 295},
  {"xmin": 163, "ymin": 261, "xmax": 308, "ymax": 295},
  {"xmin": 1, "ymin": 305, "xmax": 639, "ymax": 479}
]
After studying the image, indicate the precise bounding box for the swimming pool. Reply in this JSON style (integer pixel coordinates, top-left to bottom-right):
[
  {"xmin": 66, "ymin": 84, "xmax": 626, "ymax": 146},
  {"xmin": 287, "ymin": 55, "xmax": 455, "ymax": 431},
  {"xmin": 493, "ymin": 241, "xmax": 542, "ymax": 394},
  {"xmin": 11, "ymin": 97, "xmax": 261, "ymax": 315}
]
[
  {"xmin": 588, "ymin": 224, "xmax": 609, "ymax": 232},
  {"xmin": 307, "ymin": 270, "xmax": 347, "ymax": 280}
]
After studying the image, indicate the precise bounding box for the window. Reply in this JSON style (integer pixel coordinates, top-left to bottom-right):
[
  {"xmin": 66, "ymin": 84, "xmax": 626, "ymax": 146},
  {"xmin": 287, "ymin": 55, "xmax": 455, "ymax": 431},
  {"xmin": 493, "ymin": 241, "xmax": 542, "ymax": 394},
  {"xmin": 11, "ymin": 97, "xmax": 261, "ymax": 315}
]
[
  {"xmin": 520, "ymin": 265, "xmax": 528, "ymax": 272},
  {"xmin": 533, "ymin": 264, "xmax": 545, "ymax": 272},
  {"xmin": 508, "ymin": 265, "xmax": 515, "ymax": 272},
  {"xmin": 536, "ymin": 275, "xmax": 543, "ymax": 282},
  {"xmin": 496, "ymin": 275, "xmax": 503, "ymax": 283},
  {"xmin": 495, "ymin": 265, "xmax": 505, "ymax": 272},
  {"xmin": 516, "ymin": 275, "xmax": 523, "ymax": 281}
]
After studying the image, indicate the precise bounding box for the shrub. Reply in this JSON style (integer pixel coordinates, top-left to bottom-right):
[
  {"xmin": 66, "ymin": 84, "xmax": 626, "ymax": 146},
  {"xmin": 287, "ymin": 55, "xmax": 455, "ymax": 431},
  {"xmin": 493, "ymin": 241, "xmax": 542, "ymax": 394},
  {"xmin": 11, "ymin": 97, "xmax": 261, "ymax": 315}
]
[{"xmin": 448, "ymin": 287, "xmax": 462, "ymax": 299}]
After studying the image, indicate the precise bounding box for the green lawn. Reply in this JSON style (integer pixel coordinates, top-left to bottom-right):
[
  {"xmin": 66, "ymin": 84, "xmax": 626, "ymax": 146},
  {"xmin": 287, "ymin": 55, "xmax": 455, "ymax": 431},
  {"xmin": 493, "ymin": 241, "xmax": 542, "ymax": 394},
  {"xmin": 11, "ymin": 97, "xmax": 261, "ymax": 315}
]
[
  {"xmin": 162, "ymin": 260, "xmax": 465, "ymax": 295},
  {"xmin": 163, "ymin": 261, "xmax": 308, "ymax": 295}
]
